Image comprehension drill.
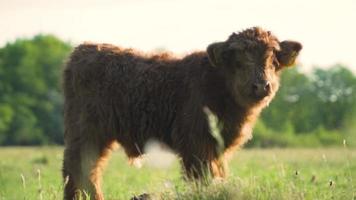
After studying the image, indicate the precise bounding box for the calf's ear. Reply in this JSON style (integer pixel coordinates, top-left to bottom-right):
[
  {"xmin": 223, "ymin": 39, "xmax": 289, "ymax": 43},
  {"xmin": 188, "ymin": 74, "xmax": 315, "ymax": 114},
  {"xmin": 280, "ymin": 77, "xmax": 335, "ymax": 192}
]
[
  {"xmin": 207, "ymin": 42, "xmax": 226, "ymax": 67},
  {"xmin": 277, "ymin": 41, "xmax": 302, "ymax": 68}
]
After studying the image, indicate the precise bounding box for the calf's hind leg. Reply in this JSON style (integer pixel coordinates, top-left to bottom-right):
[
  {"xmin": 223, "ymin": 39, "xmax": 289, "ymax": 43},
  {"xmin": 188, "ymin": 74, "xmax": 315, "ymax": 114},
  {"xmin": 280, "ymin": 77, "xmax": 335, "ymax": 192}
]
[{"xmin": 63, "ymin": 133, "xmax": 114, "ymax": 200}]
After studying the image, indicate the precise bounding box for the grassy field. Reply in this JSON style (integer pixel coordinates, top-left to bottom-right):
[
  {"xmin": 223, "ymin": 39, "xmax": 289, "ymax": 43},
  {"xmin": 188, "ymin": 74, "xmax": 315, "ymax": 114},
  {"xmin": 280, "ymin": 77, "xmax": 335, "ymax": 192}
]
[{"xmin": 0, "ymin": 147, "xmax": 355, "ymax": 200}]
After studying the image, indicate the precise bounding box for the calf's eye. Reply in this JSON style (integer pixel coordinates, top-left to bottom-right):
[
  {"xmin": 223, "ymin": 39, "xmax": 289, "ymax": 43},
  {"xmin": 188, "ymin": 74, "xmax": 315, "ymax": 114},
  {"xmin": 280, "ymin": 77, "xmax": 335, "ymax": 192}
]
[{"xmin": 272, "ymin": 56, "xmax": 279, "ymax": 67}]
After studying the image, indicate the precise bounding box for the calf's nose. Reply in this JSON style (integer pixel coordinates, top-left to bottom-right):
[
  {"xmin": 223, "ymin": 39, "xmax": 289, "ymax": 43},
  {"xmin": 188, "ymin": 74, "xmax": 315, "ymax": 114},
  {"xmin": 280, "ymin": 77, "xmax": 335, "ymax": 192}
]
[{"xmin": 252, "ymin": 81, "xmax": 271, "ymax": 97}]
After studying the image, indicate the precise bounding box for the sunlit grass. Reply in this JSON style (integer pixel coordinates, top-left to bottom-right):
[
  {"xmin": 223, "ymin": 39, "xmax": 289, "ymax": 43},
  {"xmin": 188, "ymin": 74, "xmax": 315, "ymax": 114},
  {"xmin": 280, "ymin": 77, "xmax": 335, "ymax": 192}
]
[{"xmin": 0, "ymin": 147, "xmax": 354, "ymax": 200}]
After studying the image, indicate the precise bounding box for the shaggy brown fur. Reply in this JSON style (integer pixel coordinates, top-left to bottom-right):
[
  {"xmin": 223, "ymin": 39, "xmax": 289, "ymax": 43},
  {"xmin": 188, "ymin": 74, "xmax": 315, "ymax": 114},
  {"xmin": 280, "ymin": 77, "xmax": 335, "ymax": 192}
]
[{"xmin": 62, "ymin": 27, "xmax": 302, "ymax": 200}]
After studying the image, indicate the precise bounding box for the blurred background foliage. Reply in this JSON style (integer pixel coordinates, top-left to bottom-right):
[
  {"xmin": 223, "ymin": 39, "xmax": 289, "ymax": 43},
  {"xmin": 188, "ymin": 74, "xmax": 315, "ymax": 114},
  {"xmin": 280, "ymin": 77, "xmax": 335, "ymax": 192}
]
[
  {"xmin": 0, "ymin": 35, "xmax": 355, "ymax": 147},
  {"xmin": 0, "ymin": 35, "xmax": 71, "ymax": 145}
]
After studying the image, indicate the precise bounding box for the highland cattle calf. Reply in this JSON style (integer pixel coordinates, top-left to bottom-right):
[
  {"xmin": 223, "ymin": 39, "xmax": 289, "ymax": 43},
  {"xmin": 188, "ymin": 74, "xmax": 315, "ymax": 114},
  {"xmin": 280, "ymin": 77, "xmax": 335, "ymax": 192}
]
[{"xmin": 62, "ymin": 27, "xmax": 302, "ymax": 200}]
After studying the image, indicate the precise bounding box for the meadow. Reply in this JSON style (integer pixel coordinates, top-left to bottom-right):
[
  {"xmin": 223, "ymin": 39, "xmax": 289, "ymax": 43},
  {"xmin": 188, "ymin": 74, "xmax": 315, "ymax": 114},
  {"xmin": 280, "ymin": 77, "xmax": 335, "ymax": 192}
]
[{"xmin": 0, "ymin": 147, "xmax": 355, "ymax": 200}]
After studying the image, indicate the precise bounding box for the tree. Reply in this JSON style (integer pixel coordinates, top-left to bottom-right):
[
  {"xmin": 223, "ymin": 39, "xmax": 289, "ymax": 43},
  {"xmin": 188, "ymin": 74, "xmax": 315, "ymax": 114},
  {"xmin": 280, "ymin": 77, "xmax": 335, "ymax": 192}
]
[{"xmin": 0, "ymin": 35, "xmax": 72, "ymax": 145}]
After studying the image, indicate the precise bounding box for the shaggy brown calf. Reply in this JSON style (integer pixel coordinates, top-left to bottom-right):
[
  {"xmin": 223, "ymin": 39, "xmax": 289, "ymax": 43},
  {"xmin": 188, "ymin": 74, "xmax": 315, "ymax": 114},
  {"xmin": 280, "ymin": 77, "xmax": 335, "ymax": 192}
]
[{"xmin": 62, "ymin": 27, "xmax": 302, "ymax": 199}]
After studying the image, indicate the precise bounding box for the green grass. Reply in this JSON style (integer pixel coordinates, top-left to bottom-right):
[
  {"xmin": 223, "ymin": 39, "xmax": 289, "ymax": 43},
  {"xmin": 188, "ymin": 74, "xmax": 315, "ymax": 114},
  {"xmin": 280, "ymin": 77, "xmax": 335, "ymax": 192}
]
[{"xmin": 0, "ymin": 147, "xmax": 355, "ymax": 200}]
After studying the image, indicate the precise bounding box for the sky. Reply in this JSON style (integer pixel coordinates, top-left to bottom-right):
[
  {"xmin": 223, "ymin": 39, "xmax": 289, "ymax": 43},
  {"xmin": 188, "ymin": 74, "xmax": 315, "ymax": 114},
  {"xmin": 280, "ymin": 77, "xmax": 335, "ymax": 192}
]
[{"xmin": 1, "ymin": 0, "xmax": 356, "ymax": 72}]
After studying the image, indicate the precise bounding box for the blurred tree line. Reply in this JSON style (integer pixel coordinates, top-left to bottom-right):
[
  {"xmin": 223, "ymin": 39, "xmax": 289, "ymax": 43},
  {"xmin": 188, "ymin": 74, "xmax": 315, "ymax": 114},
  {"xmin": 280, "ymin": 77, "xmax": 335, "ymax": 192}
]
[
  {"xmin": 251, "ymin": 67, "xmax": 356, "ymax": 147},
  {"xmin": 0, "ymin": 35, "xmax": 355, "ymax": 147},
  {"xmin": 0, "ymin": 35, "xmax": 71, "ymax": 145}
]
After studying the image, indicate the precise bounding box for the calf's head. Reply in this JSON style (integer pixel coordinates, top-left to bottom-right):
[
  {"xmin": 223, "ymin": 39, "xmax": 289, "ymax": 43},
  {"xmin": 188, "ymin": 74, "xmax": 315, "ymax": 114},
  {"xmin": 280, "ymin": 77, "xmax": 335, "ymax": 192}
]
[{"xmin": 207, "ymin": 27, "xmax": 302, "ymax": 107}]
